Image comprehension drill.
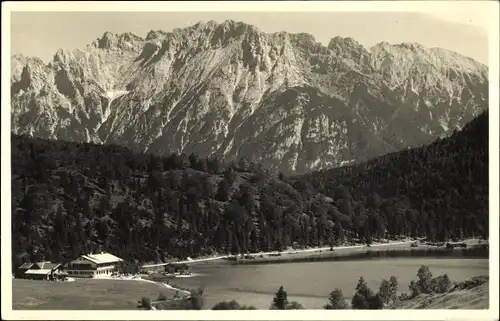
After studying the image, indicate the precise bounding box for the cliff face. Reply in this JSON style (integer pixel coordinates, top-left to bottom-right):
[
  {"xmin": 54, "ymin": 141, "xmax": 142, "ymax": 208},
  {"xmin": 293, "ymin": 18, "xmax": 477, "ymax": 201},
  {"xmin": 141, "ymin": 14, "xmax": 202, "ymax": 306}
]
[{"xmin": 11, "ymin": 20, "xmax": 488, "ymax": 173}]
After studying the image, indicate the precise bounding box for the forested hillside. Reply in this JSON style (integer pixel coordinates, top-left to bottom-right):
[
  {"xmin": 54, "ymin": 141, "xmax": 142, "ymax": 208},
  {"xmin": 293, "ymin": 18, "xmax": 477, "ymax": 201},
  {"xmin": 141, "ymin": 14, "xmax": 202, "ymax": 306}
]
[
  {"xmin": 299, "ymin": 111, "xmax": 489, "ymax": 242},
  {"xmin": 11, "ymin": 111, "xmax": 488, "ymax": 268}
]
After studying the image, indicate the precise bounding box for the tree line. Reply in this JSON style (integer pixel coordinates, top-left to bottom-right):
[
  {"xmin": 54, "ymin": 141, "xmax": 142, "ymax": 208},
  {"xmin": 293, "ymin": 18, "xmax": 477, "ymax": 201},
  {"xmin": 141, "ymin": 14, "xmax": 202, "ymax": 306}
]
[
  {"xmin": 266, "ymin": 265, "xmax": 456, "ymax": 310},
  {"xmin": 143, "ymin": 265, "xmax": 460, "ymax": 310},
  {"xmin": 10, "ymin": 111, "xmax": 488, "ymax": 268},
  {"xmin": 214, "ymin": 265, "xmax": 461, "ymax": 310}
]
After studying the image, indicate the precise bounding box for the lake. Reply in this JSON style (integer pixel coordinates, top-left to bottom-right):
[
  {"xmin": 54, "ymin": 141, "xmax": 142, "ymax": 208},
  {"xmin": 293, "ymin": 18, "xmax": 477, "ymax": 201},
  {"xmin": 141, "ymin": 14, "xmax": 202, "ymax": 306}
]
[{"xmin": 170, "ymin": 258, "xmax": 489, "ymax": 309}]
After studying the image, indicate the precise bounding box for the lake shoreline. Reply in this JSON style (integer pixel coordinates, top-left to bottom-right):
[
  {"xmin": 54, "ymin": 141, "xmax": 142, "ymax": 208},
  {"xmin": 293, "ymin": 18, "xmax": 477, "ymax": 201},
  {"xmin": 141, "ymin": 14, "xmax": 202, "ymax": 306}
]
[
  {"xmin": 140, "ymin": 239, "xmax": 416, "ymax": 269},
  {"xmin": 140, "ymin": 239, "xmax": 487, "ymax": 271},
  {"xmin": 225, "ymin": 244, "xmax": 489, "ymax": 266},
  {"xmin": 169, "ymin": 257, "xmax": 488, "ymax": 310}
]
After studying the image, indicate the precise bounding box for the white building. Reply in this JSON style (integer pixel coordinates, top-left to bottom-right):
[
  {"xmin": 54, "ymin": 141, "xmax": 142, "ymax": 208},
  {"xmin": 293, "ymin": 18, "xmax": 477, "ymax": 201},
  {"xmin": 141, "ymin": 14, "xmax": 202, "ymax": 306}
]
[{"xmin": 64, "ymin": 252, "xmax": 124, "ymax": 278}]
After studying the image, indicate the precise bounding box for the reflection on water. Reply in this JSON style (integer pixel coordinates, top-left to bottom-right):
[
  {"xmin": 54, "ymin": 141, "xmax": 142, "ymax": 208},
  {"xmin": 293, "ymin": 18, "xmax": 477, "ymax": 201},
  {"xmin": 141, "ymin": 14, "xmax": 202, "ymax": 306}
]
[{"xmin": 171, "ymin": 258, "xmax": 488, "ymax": 309}]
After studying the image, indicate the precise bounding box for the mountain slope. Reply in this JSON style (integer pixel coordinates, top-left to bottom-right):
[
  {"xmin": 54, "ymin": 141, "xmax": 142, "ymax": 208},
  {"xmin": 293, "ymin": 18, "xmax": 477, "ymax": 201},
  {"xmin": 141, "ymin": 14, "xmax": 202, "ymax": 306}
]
[
  {"xmin": 11, "ymin": 20, "xmax": 488, "ymax": 174},
  {"xmin": 299, "ymin": 110, "xmax": 488, "ymax": 241},
  {"xmin": 10, "ymin": 111, "xmax": 488, "ymax": 267}
]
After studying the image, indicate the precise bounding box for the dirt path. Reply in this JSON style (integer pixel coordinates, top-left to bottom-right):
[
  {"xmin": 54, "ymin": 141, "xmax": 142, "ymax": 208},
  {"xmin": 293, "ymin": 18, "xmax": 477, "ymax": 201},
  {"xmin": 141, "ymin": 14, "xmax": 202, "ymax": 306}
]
[{"xmin": 161, "ymin": 282, "xmax": 191, "ymax": 296}]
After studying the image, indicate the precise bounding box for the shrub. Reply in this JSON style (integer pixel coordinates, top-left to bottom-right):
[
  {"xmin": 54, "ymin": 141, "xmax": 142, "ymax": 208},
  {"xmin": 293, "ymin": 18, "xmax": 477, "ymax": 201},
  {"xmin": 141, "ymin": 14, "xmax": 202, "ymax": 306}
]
[
  {"xmin": 140, "ymin": 297, "xmax": 152, "ymax": 310},
  {"xmin": 399, "ymin": 292, "xmax": 410, "ymax": 301},
  {"xmin": 351, "ymin": 291, "xmax": 370, "ymax": 310},
  {"xmin": 370, "ymin": 293, "xmax": 384, "ymax": 309},
  {"xmin": 212, "ymin": 300, "xmax": 241, "ymax": 310},
  {"xmin": 356, "ymin": 276, "xmax": 367, "ymax": 291},
  {"xmin": 352, "ymin": 277, "xmax": 383, "ymax": 309},
  {"xmin": 324, "ymin": 288, "xmax": 348, "ymax": 309},
  {"xmin": 416, "ymin": 265, "xmax": 433, "ymax": 294},
  {"xmin": 189, "ymin": 287, "xmax": 204, "ymax": 310},
  {"xmin": 430, "ymin": 274, "xmax": 453, "ymax": 293},
  {"xmin": 287, "ymin": 301, "xmax": 304, "ymax": 309},
  {"xmin": 378, "ymin": 279, "xmax": 391, "ymax": 304},
  {"xmin": 388, "ymin": 276, "xmax": 398, "ymax": 303},
  {"xmin": 211, "ymin": 300, "xmax": 257, "ymax": 310},
  {"xmin": 409, "ymin": 280, "xmax": 420, "ymax": 298},
  {"xmin": 271, "ymin": 286, "xmax": 288, "ymax": 310},
  {"xmin": 452, "ymin": 276, "xmax": 488, "ymax": 290},
  {"xmin": 389, "ymin": 276, "xmax": 398, "ymax": 297}
]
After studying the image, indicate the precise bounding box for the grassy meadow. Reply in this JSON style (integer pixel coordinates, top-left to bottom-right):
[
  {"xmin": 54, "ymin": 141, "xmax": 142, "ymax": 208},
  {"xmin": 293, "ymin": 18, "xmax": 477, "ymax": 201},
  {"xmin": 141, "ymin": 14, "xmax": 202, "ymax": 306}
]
[{"xmin": 12, "ymin": 279, "xmax": 172, "ymax": 310}]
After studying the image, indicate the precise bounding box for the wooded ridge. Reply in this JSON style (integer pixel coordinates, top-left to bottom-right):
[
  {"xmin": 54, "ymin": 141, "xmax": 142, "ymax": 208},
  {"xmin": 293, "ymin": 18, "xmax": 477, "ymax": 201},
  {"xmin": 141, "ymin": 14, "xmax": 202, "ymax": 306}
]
[{"xmin": 10, "ymin": 111, "xmax": 488, "ymax": 268}]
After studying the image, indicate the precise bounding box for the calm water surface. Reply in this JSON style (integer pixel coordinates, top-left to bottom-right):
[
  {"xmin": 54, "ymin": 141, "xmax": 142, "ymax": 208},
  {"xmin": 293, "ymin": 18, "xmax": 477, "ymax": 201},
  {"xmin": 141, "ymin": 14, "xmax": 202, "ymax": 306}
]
[{"xmin": 171, "ymin": 258, "xmax": 488, "ymax": 309}]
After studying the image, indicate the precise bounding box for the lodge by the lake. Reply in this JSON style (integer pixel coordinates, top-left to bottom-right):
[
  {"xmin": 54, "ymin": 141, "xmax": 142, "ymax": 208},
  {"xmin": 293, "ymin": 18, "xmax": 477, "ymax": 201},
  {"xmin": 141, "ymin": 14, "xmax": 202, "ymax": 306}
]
[
  {"xmin": 64, "ymin": 252, "xmax": 124, "ymax": 278},
  {"xmin": 16, "ymin": 252, "xmax": 124, "ymax": 280},
  {"xmin": 16, "ymin": 261, "xmax": 66, "ymax": 281}
]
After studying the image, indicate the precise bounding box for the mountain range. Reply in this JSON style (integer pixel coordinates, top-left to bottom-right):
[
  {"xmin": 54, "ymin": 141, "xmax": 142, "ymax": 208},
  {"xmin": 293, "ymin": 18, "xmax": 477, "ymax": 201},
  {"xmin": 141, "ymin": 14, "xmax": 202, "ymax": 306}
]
[{"xmin": 10, "ymin": 20, "xmax": 488, "ymax": 173}]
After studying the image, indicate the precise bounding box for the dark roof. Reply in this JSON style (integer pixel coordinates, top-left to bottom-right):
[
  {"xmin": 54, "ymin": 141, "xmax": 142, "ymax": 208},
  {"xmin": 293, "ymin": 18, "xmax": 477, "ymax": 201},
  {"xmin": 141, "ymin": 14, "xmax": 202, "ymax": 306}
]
[
  {"xmin": 35, "ymin": 262, "xmax": 62, "ymax": 270},
  {"xmin": 19, "ymin": 262, "xmax": 34, "ymax": 269}
]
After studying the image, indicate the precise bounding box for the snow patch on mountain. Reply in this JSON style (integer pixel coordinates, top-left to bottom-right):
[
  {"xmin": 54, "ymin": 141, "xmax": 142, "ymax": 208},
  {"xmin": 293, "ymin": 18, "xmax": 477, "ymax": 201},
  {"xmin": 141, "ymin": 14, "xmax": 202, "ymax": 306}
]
[{"xmin": 103, "ymin": 90, "xmax": 129, "ymax": 123}]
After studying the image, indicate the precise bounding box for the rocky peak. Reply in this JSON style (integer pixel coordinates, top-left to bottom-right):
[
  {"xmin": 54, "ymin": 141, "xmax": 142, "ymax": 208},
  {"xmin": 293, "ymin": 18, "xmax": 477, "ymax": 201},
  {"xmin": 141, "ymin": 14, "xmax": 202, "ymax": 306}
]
[
  {"xmin": 398, "ymin": 42, "xmax": 426, "ymax": 53},
  {"xmin": 11, "ymin": 54, "xmax": 43, "ymax": 82},
  {"xmin": 370, "ymin": 41, "xmax": 427, "ymax": 57},
  {"xmin": 331, "ymin": 36, "xmax": 367, "ymax": 52},
  {"xmin": 92, "ymin": 31, "xmax": 143, "ymax": 50},
  {"xmin": 429, "ymin": 47, "xmax": 487, "ymax": 74},
  {"xmin": 369, "ymin": 41, "xmax": 487, "ymax": 91},
  {"xmin": 328, "ymin": 36, "xmax": 364, "ymax": 51},
  {"xmin": 120, "ymin": 32, "xmax": 143, "ymax": 42},
  {"xmin": 290, "ymin": 32, "xmax": 318, "ymax": 48},
  {"xmin": 210, "ymin": 19, "xmax": 261, "ymax": 46},
  {"xmin": 219, "ymin": 19, "xmax": 253, "ymax": 30},
  {"xmin": 327, "ymin": 36, "xmax": 371, "ymax": 71},
  {"xmin": 96, "ymin": 31, "xmax": 118, "ymax": 49},
  {"xmin": 52, "ymin": 48, "xmax": 78, "ymax": 67},
  {"xmin": 145, "ymin": 30, "xmax": 169, "ymax": 40},
  {"xmin": 21, "ymin": 58, "xmax": 48, "ymax": 85},
  {"xmin": 192, "ymin": 20, "xmax": 218, "ymax": 30},
  {"xmin": 10, "ymin": 20, "xmax": 489, "ymax": 174}
]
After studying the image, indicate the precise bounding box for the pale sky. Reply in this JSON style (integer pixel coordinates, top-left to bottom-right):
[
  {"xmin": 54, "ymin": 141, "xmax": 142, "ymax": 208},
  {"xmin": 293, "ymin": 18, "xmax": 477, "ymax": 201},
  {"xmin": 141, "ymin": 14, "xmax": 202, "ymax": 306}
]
[{"xmin": 10, "ymin": 9, "xmax": 490, "ymax": 65}]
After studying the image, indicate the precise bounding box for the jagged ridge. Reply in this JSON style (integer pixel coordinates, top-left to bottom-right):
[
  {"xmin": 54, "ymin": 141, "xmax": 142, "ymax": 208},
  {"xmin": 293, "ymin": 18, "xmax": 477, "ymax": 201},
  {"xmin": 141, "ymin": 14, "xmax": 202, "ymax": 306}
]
[{"xmin": 11, "ymin": 20, "xmax": 488, "ymax": 173}]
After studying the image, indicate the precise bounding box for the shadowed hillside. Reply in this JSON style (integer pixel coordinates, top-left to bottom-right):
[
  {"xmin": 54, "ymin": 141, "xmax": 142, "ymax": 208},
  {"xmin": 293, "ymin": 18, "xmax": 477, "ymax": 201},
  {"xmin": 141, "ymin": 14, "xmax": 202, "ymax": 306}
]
[
  {"xmin": 11, "ymin": 111, "xmax": 488, "ymax": 268},
  {"xmin": 297, "ymin": 111, "xmax": 488, "ymax": 242}
]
